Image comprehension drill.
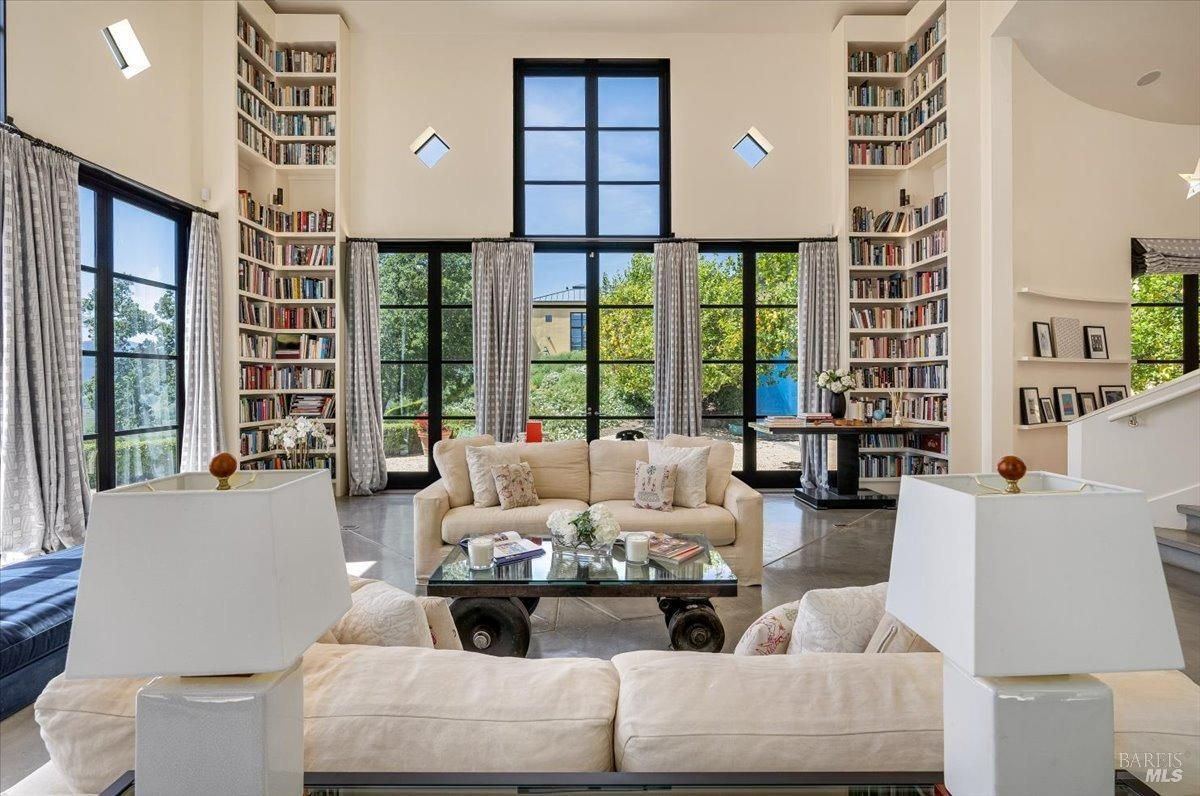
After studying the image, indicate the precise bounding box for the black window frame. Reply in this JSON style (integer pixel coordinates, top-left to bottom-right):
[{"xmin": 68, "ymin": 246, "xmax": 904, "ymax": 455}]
[
  {"xmin": 513, "ymin": 58, "xmax": 672, "ymax": 239},
  {"xmin": 1130, "ymin": 271, "xmax": 1199, "ymax": 384},
  {"xmin": 80, "ymin": 168, "xmax": 189, "ymax": 491}
]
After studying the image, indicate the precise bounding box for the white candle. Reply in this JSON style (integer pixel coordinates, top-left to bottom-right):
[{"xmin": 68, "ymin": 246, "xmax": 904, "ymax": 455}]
[
  {"xmin": 468, "ymin": 536, "xmax": 494, "ymax": 569},
  {"xmin": 626, "ymin": 533, "xmax": 650, "ymax": 564}
]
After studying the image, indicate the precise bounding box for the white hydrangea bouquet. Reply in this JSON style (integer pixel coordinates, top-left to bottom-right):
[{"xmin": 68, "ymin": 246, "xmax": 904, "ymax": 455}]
[
  {"xmin": 268, "ymin": 415, "xmax": 334, "ymax": 469},
  {"xmin": 546, "ymin": 504, "xmax": 621, "ymax": 554},
  {"xmin": 815, "ymin": 367, "xmax": 855, "ymax": 393}
]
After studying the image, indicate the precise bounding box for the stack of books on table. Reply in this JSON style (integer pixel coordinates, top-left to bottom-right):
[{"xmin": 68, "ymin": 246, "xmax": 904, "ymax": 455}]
[
  {"xmin": 615, "ymin": 533, "xmax": 704, "ymax": 565},
  {"xmin": 765, "ymin": 414, "xmax": 833, "ymax": 427}
]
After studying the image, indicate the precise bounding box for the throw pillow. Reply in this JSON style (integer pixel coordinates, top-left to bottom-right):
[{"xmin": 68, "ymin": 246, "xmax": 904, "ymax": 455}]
[
  {"xmin": 465, "ymin": 444, "xmax": 521, "ymax": 507},
  {"xmin": 632, "ymin": 461, "xmax": 677, "ymax": 511},
  {"xmin": 663, "ymin": 434, "xmax": 736, "ymax": 505},
  {"xmin": 648, "ymin": 443, "xmax": 709, "ymax": 508},
  {"xmin": 325, "ymin": 580, "xmax": 435, "ymax": 649},
  {"xmin": 787, "ymin": 582, "xmax": 888, "ymax": 655},
  {"xmin": 431, "ymin": 435, "xmax": 496, "ymax": 508},
  {"xmin": 866, "ymin": 612, "xmax": 937, "ymax": 654},
  {"xmin": 492, "ymin": 462, "xmax": 540, "ymax": 509},
  {"xmin": 734, "ymin": 601, "xmax": 799, "ymax": 656}
]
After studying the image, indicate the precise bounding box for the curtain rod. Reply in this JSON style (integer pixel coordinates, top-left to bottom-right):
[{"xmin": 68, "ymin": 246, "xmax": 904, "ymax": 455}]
[
  {"xmin": 1, "ymin": 121, "xmax": 219, "ymax": 220},
  {"xmin": 347, "ymin": 235, "xmax": 837, "ymax": 244}
]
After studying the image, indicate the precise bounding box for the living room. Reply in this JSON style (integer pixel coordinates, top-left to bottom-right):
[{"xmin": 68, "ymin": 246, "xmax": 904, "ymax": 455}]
[{"xmin": 1, "ymin": 0, "xmax": 1199, "ymax": 794}]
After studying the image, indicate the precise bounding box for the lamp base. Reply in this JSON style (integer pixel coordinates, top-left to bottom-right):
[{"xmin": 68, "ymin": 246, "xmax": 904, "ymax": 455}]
[
  {"xmin": 136, "ymin": 659, "xmax": 302, "ymax": 796},
  {"xmin": 943, "ymin": 658, "xmax": 1113, "ymax": 796}
]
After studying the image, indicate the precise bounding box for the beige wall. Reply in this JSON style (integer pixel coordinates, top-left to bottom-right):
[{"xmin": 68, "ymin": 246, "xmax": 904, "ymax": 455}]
[
  {"xmin": 6, "ymin": 0, "xmax": 205, "ymax": 204},
  {"xmin": 348, "ymin": 29, "xmax": 834, "ymax": 239}
]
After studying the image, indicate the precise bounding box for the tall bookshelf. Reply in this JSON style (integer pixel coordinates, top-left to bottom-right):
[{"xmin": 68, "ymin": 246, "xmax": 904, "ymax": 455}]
[
  {"xmin": 836, "ymin": 1, "xmax": 951, "ymax": 490},
  {"xmin": 231, "ymin": 3, "xmax": 348, "ymax": 494}
]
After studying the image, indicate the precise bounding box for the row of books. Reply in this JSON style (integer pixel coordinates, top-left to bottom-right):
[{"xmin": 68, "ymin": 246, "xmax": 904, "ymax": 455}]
[
  {"xmin": 242, "ymin": 126, "xmax": 337, "ymax": 166},
  {"xmin": 911, "ymin": 14, "xmax": 946, "ymax": 65},
  {"xmin": 908, "ymin": 121, "xmax": 948, "ymax": 162},
  {"xmin": 845, "ymin": 14, "xmax": 944, "ymax": 75},
  {"xmin": 908, "ymin": 53, "xmax": 946, "ymax": 98},
  {"xmin": 239, "ymin": 428, "xmax": 273, "ymax": 456},
  {"xmin": 240, "ymin": 364, "xmax": 274, "ymax": 390},
  {"xmin": 849, "ymin": 86, "xmax": 945, "ymax": 139},
  {"xmin": 290, "ymin": 395, "xmax": 336, "ymax": 417},
  {"xmin": 240, "ymin": 225, "xmax": 276, "ymax": 264},
  {"xmin": 851, "ymin": 240, "xmax": 903, "ymax": 266},
  {"xmin": 850, "ymin": 194, "xmax": 947, "ymax": 235},
  {"xmin": 237, "ymin": 87, "xmax": 336, "ymax": 137},
  {"xmin": 239, "ymin": 263, "xmax": 334, "ymax": 299},
  {"xmin": 910, "ymin": 228, "xmax": 948, "ymax": 263},
  {"xmin": 236, "ymin": 17, "xmax": 271, "ymax": 64},
  {"xmin": 849, "ymin": 298, "xmax": 948, "ymax": 330},
  {"xmin": 237, "ymin": 56, "xmax": 275, "ymax": 102},
  {"xmin": 859, "ymin": 430, "xmax": 948, "ymax": 453},
  {"xmin": 284, "ymin": 243, "xmax": 336, "ymax": 267},
  {"xmin": 853, "ymin": 363, "xmax": 947, "ymax": 390},
  {"xmin": 850, "ymin": 268, "xmax": 947, "ymax": 300},
  {"xmin": 848, "ymin": 84, "xmax": 906, "ymax": 108},
  {"xmin": 274, "ymin": 49, "xmax": 335, "ymax": 74},
  {"xmin": 854, "ymin": 394, "xmax": 948, "ymax": 423},
  {"xmin": 240, "ymin": 395, "xmax": 286, "ymax": 422},
  {"xmin": 239, "ymin": 365, "xmax": 336, "ymax": 390},
  {"xmin": 859, "ymin": 453, "xmax": 948, "ymax": 478},
  {"xmin": 276, "ymin": 333, "xmax": 335, "ymax": 360},
  {"xmin": 850, "ymin": 331, "xmax": 948, "ymax": 360},
  {"xmin": 238, "ymin": 191, "xmax": 335, "ymax": 233},
  {"xmin": 847, "ymin": 119, "xmax": 946, "ymax": 166},
  {"xmin": 239, "ymin": 298, "xmax": 336, "ymax": 330},
  {"xmin": 238, "ymin": 55, "xmax": 337, "ymax": 109},
  {"xmin": 909, "ymin": 193, "xmax": 948, "ymax": 228},
  {"xmin": 242, "ymin": 456, "xmax": 335, "ymax": 474},
  {"xmin": 240, "ymin": 332, "xmax": 273, "ymax": 359}
]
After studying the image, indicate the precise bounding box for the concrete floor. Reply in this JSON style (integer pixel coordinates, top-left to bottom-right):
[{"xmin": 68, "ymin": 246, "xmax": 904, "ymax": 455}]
[{"xmin": 2, "ymin": 491, "xmax": 1198, "ymax": 790}]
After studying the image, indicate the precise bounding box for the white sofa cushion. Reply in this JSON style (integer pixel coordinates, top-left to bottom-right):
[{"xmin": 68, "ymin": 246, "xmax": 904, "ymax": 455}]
[
  {"xmin": 441, "ymin": 498, "xmax": 589, "ymax": 543},
  {"xmin": 465, "ymin": 444, "xmax": 521, "ymax": 507},
  {"xmin": 648, "ymin": 443, "xmax": 708, "ymax": 508},
  {"xmin": 589, "ymin": 439, "xmax": 649, "ymax": 502},
  {"xmin": 596, "ymin": 500, "xmax": 736, "ymax": 546},
  {"xmin": 512, "ymin": 439, "xmax": 590, "ymax": 502},
  {"xmin": 661, "ymin": 435, "xmax": 736, "ymax": 505},
  {"xmin": 788, "ymin": 582, "xmax": 887, "ymax": 654},
  {"xmin": 432, "ymin": 435, "xmax": 496, "ymax": 508},
  {"xmin": 323, "ymin": 580, "xmax": 434, "ymax": 648}
]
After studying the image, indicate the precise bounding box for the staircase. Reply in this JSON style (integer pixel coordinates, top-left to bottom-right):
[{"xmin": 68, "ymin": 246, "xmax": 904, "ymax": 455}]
[{"xmin": 1157, "ymin": 505, "xmax": 1200, "ymax": 574}]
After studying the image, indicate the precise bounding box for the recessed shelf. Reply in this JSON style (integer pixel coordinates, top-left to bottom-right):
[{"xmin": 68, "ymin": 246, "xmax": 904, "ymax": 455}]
[
  {"xmin": 849, "ymin": 322, "xmax": 950, "ymax": 335},
  {"xmin": 849, "ymin": 289, "xmax": 949, "ymax": 305},
  {"xmin": 1016, "ymin": 287, "xmax": 1129, "ymax": 304},
  {"xmin": 848, "ymin": 212, "xmax": 949, "ymax": 240},
  {"xmin": 1016, "ymin": 356, "xmax": 1131, "ymax": 365},
  {"xmin": 849, "ymin": 251, "xmax": 948, "ymax": 274}
]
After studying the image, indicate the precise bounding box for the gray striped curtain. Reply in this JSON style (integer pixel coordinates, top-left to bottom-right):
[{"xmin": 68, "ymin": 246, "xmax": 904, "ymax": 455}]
[
  {"xmin": 0, "ymin": 132, "xmax": 89, "ymax": 561},
  {"xmin": 473, "ymin": 240, "xmax": 533, "ymax": 443},
  {"xmin": 653, "ymin": 241, "xmax": 702, "ymax": 438},
  {"xmin": 797, "ymin": 240, "xmax": 840, "ymax": 489},
  {"xmin": 346, "ymin": 241, "xmax": 387, "ymax": 495},
  {"xmin": 179, "ymin": 212, "xmax": 224, "ymax": 471}
]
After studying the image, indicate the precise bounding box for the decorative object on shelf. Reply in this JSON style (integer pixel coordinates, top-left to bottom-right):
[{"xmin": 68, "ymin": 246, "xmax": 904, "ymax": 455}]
[
  {"xmin": 547, "ymin": 504, "xmax": 622, "ymax": 562},
  {"xmin": 1099, "ymin": 384, "xmax": 1130, "ymax": 405},
  {"xmin": 1083, "ymin": 325, "xmax": 1108, "ymax": 359},
  {"xmin": 1179, "ymin": 157, "xmax": 1200, "ymax": 200},
  {"xmin": 1019, "ymin": 387, "xmax": 1043, "ymax": 425},
  {"xmin": 816, "ymin": 368, "xmax": 855, "ymax": 419},
  {"xmin": 1039, "ymin": 397, "xmax": 1057, "ymax": 423},
  {"xmin": 1049, "ymin": 316, "xmax": 1084, "ymax": 359},
  {"xmin": 872, "ymin": 408, "xmax": 886, "ymax": 422},
  {"xmin": 889, "ymin": 388, "xmax": 905, "ymax": 426},
  {"xmin": 1078, "ymin": 392, "xmax": 1098, "ymax": 415},
  {"xmin": 887, "ymin": 471, "xmax": 1183, "ymax": 796},
  {"xmin": 1032, "ymin": 321, "xmax": 1054, "ymax": 358},
  {"xmin": 269, "ymin": 415, "xmax": 334, "ymax": 468},
  {"xmin": 1053, "ymin": 387, "xmax": 1080, "ymax": 422},
  {"xmin": 210, "ymin": 451, "xmax": 239, "ymax": 490},
  {"xmin": 996, "ymin": 455, "xmax": 1027, "ymax": 494}
]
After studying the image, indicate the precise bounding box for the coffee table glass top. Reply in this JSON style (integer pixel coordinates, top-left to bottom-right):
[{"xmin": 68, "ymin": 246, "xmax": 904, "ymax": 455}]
[{"xmin": 428, "ymin": 534, "xmax": 735, "ymax": 586}]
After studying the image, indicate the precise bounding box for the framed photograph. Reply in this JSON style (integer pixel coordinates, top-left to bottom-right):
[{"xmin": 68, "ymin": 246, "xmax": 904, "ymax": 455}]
[
  {"xmin": 1040, "ymin": 397, "xmax": 1057, "ymax": 423},
  {"xmin": 1032, "ymin": 321, "xmax": 1055, "ymax": 358},
  {"xmin": 1099, "ymin": 384, "xmax": 1130, "ymax": 406},
  {"xmin": 1077, "ymin": 392, "xmax": 1098, "ymax": 415},
  {"xmin": 1053, "ymin": 387, "xmax": 1080, "ymax": 422},
  {"xmin": 1050, "ymin": 316, "xmax": 1085, "ymax": 359},
  {"xmin": 1019, "ymin": 387, "xmax": 1044, "ymax": 425},
  {"xmin": 1083, "ymin": 326, "xmax": 1109, "ymax": 360}
]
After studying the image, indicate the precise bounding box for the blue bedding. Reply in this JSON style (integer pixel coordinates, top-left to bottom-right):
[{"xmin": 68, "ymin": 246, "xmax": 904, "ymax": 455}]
[{"xmin": 0, "ymin": 546, "xmax": 83, "ymax": 718}]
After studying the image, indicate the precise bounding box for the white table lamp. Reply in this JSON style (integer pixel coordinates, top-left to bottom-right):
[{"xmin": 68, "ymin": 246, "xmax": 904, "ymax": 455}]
[
  {"xmin": 887, "ymin": 461, "xmax": 1184, "ymax": 796},
  {"xmin": 66, "ymin": 460, "xmax": 351, "ymax": 795}
]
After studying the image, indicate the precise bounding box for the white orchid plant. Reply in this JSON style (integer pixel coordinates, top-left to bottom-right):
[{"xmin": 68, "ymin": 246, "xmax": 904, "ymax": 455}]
[
  {"xmin": 815, "ymin": 367, "xmax": 856, "ymax": 394},
  {"xmin": 547, "ymin": 503, "xmax": 622, "ymax": 550},
  {"xmin": 269, "ymin": 415, "xmax": 335, "ymax": 468}
]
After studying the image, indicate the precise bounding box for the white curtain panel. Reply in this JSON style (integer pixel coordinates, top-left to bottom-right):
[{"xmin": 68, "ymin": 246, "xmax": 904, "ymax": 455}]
[
  {"xmin": 472, "ymin": 240, "xmax": 533, "ymax": 443},
  {"xmin": 346, "ymin": 240, "xmax": 387, "ymax": 495},
  {"xmin": 179, "ymin": 212, "xmax": 225, "ymax": 472},
  {"xmin": 0, "ymin": 131, "xmax": 89, "ymax": 561},
  {"xmin": 796, "ymin": 240, "xmax": 840, "ymax": 489},
  {"xmin": 653, "ymin": 240, "xmax": 703, "ymax": 438}
]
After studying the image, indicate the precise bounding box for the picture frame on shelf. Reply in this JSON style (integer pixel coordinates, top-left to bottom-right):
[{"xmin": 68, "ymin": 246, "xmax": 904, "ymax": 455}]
[
  {"xmin": 1099, "ymin": 384, "xmax": 1130, "ymax": 406},
  {"xmin": 1078, "ymin": 392, "xmax": 1098, "ymax": 415},
  {"xmin": 1053, "ymin": 387, "xmax": 1080, "ymax": 422},
  {"xmin": 1039, "ymin": 397, "xmax": 1057, "ymax": 424},
  {"xmin": 1083, "ymin": 325, "xmax": 1109, "ymax": 359},
  {"xmin": 1020, "ymin": 387, "xmax": 1044, "ymax": 425},
  {"xmin": 1033, "ymin": 321, "xmax": 1055, "ymax": 358},
  {"xmin": 1050, "ymin": 316, "xmax": 1084, "ymax": 359}
]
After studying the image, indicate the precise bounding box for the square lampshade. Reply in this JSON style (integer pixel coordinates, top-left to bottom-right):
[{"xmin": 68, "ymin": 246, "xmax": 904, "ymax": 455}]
[
  {"xmin": 887, "ymin": 472, "xmax": 1184, "ymax": 677},
  {"xmin": 66, "ymin": 471, "xmax": 351, "ymax": 679}
]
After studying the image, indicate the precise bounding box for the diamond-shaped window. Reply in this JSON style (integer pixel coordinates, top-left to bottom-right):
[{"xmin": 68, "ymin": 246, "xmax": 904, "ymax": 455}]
[
  {"xmin": 733, "ymin": 127, "xmax": 772, "ymax": 168},
  {"xmin": 411, "ymin": 128, "xmax": 450, "ymax": 168}
]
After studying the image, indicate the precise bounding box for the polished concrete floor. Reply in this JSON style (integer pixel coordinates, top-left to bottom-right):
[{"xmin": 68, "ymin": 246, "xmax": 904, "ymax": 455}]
[{"xmin": 2, "ymin": 492, "xmax": 1198, "ymax": 790}]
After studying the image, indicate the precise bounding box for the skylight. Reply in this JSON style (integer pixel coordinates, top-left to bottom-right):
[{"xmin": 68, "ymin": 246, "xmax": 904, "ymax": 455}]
[
  {"xmin": 102, "ymin": 19, "xmax": 150, "ymax": 79},
  {"xmin": 410, "ymin": 127, "xmax": 450, "ymax": 168},
  {"xmin": 734, "ymin": 127, "xmax": 773, "ymax": 168}
]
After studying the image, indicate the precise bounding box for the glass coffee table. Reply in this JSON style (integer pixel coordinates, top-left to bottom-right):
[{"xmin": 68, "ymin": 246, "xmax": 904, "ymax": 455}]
[{"xmin": 426, "ymin": 534, "xmax": 737, "ymax": 657}]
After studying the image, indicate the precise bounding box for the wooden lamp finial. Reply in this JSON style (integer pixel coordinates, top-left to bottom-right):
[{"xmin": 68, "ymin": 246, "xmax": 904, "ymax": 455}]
[
  {"xmin": 209, "ymin": 452, "xmax": 238, "ymax": 491},
  {"xmin": 996, "ymin": 455, "xmax": 1027, "ymax": 494}
]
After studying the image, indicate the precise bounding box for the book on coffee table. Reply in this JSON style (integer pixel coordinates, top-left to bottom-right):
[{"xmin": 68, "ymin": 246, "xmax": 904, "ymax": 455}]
[
  {"xmin": 614, "ymin": 532, "xmax": 704, "ymax": 565},
  {"xmin": 457, "ymin": 532, "xmax": 545, "ymax": 567}
]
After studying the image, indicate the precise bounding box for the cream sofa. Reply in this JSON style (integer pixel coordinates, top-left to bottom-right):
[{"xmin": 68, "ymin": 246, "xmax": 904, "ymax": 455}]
[{"xmin": 412, "ymin": 435, "xmax": 764, "ymax": 586}]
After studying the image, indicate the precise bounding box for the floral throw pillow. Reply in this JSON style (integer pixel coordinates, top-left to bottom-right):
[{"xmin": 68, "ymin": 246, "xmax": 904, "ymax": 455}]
[
  {"xmin": 492, "ymin": 462, "xmax": 539, "ymax": 510},
  {"xmin": 734, "ymin": 601, "xmax": 799, "ymax": 656},
  {"xmin": 633, "ymin": 461, "xmax": 677, "ymax": 511}
]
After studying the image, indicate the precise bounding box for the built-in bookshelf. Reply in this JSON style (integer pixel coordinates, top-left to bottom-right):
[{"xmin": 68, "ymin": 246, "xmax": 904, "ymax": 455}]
[
  {"xmin": 838, "ymin": 1, "xmax": 951, "ymax": 487},
  {"xmin": 232, "ymin": 4, "xmax": 346, "ymax": 492}
]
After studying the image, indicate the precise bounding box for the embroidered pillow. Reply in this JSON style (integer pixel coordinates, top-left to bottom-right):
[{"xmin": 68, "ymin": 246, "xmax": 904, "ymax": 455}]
[
  {"xmin": 647, "ymin": 443, "xmax": 709, "ymax": 508},
  {"xmin": 633, "ymin": 461, "xmax": 677, "ymax": 512},
  {"xmin": 734, "ymin": 601, "xmax": 799, "ymax": 656},
  {"xmin": 465, "ymin": 444, "xmax": 521, "ymax": 507},
  {"xmin": 787, "ymin": 582, "xmax": 888, "ymax": 655},
  {"xmin": 492, "ymin": 462, "xmax": 540, "ymax": 510}
]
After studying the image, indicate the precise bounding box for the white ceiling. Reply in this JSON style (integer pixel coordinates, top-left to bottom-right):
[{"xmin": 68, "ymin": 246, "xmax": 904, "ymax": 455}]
[
  {"xmin": 997, "ymin": 0, "xmax": 1200, "ymax": 125},
  {"xmin": 267, "ymin": 0, "xmax": 912, "ymax": 35}
]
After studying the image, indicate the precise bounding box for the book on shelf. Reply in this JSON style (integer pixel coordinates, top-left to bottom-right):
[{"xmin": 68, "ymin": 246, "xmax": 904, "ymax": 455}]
[
  {"xmin": 289, "ymin": 394, "xmax": 335, "ymax": 417},
  {"xmin": 458, "ymin": 531, "xmax": 545, "ymax": 567},
  {"xmin": 613, "ymin": 532, "xmax": 703, "ymax": 565}
]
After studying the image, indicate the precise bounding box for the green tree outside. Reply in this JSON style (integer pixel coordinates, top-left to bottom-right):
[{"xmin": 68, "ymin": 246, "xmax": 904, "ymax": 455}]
[{"xmin": 1131, "ymin": 274, "xmax": 1187, "ymax": 392}]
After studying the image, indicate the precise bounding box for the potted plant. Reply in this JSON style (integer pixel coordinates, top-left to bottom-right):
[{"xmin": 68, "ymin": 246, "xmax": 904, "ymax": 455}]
[
  {"xmin": 414, "ymin": 413, "xmax": 454, "ymax": 455},
  {"xmin": 815, "ymin": 368, "xmax": 856, "ymax": 419}
]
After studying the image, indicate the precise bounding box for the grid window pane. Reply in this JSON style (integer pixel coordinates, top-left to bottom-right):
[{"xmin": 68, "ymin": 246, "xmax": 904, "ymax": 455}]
[
  {"xmin": 531, "ymin": 309, "xmax": 586, "ymax": 361},
  {"xmin": 598, "ymin": 77, "xmax": 659, "ymax": 127},
  {"xmin": 702, "ymin": 363, "xmax": 742, "ymax": 416},
  {"xmin": 379, "ymin": 253, "xmax": 428, "ymax": 305},
  {"xmin": 79, "ymin": 187, "xmax": 96, "ymax": 269},
  {"xmin": 442, "ymin": 308, "xmax": 473, "ymax": 361},
  {"xmin": 115, "ymin": 430, "xmax": 178, "ymax": 486},
  {"xmin": 600, "ymin": 308, "xmax": 653, "ymax": 360},
  {"xmin": 534, "ymin": 252, "xmax": 587, "ymax": 300},
  {"xmin": 699, "ymin": 252, "xmax": 742, "ymax": 304},
  {"xmin": 598, "ymin": 184, "xmax": 659, "ymax": 236},
  {"xmin": 1131, "ymin": 306, "xmax": 1184, "ymax": 360},
  {"xmin": 530, "ymin": 362, "xmax": 586, "ymax": 416},
  {"xmin": 82, "ymin": 354, "xmax": 97, "ymax": 435},
  {"xmin": 380, "ymin": 309, "xmax": 428, "ymax": 361},
  {"xmin": 113, "ymin": 198, "xmax": 177, "ymax": 285},
  {"xmin": 524, "ymin": 76, "xmax": 585, "ymax": 127},
  {"xmin": 525, "ymin": 131, "xmax": 585, "ymax": 181},
  {"xmin": 525, "ymin": 185, "xmax": 586, "ymax": 235},
  {"xmin": 697, "ymin": 418, "xmax": 745, "ymax": 470},
  {"xmin": 1132, "ymin": 363, "xmax": 1184, "ymax": 393},
  {"xmin": 442, "ymin": 252, "xmax": 472, "ymax": 304},
  {"xmin": 757, "ymin": 363, "xmax": 799, "ymax": 416},
  {"xmin": 701, "ymin": 308, "xmax": 742, "ymax": 361},
  {"xmin": 598, "ymin": 131, "xmax": 659, "ymax": 181},
  {"xmin": 382, "ymin": 363, "xmax": 429, "ymax": 417},
  {"xmin": 756, "ymin": 252, "xmax": 799, "ymax": 304},
  {"xmin": 443, "ymin": 364, "xmax": 475, "ymax": 416},
  {"xmin": 1131, "ymin": 273, "xmax": 1184, "ymax": 303},
  {"xmin": 113, "ymin": 279, "xmax": 176, "ymax": 355},
  {"xmin": 600, "ymin": 251, "xmax": 653, "ymax": 304},
  {"xmin": 600, "ymin": 363, "xmax": 653, "ymax": 417},
  {"xmin": 383, "ymin": 418, "xmax": 429, "ymax": 473},
  {"xmin": 114, "ymin": 357, "xmax": 176, "ymax": 431},
  {"xmin": 537, "ymin": 419, "xmax": 587, "ymax": 441},
  {"xmin": 756, "ymin": 308, "xmax": 798, "ymax": 361},
  {"xmin": 81, "ymin": 270, "xmax": 96, "ymax": 351}
]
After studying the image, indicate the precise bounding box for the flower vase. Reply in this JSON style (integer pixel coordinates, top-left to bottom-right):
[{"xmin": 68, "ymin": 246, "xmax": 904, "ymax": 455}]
[{"xmin": 829, "ymin": 391, "xmax": 847, "ymax": 420}]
